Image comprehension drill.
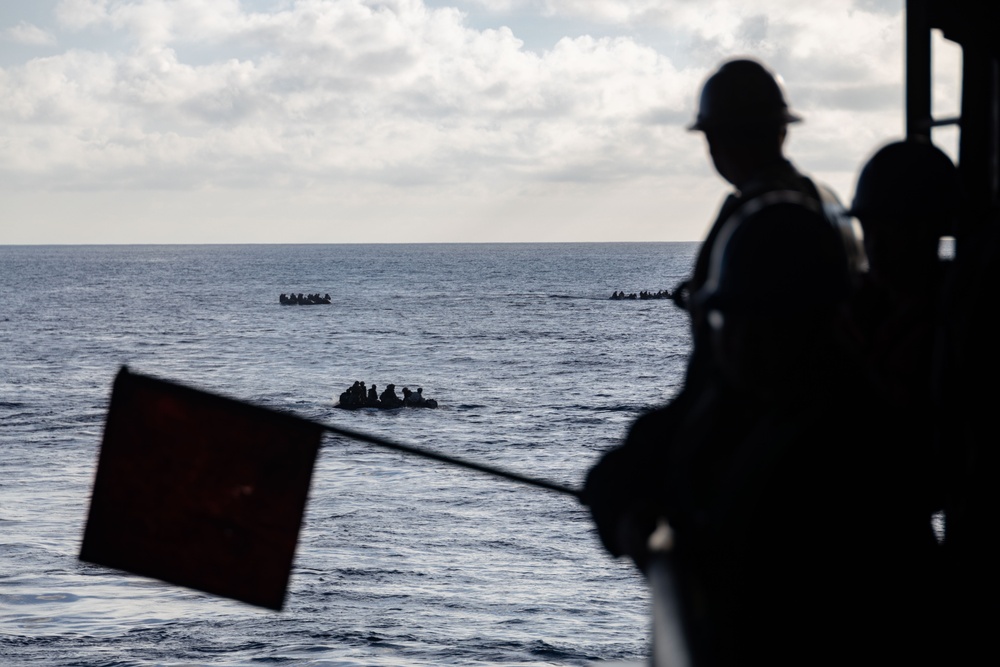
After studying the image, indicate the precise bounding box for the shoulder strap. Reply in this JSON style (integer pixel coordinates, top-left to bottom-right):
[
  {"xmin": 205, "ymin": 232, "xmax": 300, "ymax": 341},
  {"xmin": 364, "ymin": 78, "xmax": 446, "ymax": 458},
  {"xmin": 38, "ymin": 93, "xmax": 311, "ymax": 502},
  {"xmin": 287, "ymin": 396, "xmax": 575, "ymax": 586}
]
[{"xmin": 813, "ymin": 182, "xmax": 869, "ymax": 277}]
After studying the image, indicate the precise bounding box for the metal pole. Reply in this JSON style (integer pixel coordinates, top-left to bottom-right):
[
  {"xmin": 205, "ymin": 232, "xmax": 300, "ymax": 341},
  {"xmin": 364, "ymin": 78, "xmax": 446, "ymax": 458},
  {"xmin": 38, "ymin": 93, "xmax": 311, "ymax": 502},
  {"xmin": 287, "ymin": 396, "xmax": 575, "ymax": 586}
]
[
  {"xmin": 647, "ymin": 521, "xmax": 693, "ymax": 667},
  {"xmin": 906, "ymin": 0, "xmax": 932, "ymax": 140},
  {"xmin": 319, "ymin": 421, "xmax": 584, "ymax": 502}
]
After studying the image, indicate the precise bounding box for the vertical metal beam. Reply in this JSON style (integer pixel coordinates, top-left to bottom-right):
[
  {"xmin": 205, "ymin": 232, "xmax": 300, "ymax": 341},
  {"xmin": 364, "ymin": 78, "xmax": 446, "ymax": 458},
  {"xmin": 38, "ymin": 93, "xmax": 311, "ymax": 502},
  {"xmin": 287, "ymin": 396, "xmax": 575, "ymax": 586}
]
[
  {"xmin": 988, "ymin": 55, "xmax": 999, "ymax": 214},
  {"xmin": 907, "ymin": 0, "xmax": 932, "ymax": 140},
  {"xmin": 958, "ymin": 46, "xmax": 1000, "ymax": 231}
]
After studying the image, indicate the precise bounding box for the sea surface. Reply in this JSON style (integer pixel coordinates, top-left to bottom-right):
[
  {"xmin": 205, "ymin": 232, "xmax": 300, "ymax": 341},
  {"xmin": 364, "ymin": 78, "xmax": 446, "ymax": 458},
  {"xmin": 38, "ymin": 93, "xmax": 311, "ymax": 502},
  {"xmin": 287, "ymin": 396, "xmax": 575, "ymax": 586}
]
[{"xmin": 0, "ymin": 243, "xmax": 698, "ymax": 666}]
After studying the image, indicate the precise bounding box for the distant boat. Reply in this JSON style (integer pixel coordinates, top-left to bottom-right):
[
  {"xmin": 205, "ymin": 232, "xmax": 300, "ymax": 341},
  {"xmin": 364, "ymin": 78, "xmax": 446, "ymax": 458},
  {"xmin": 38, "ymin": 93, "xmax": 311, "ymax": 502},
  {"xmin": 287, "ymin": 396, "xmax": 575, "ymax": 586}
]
[{"xmin": 280, "ymin": 293, "xmax": 331, "ymax": 305}]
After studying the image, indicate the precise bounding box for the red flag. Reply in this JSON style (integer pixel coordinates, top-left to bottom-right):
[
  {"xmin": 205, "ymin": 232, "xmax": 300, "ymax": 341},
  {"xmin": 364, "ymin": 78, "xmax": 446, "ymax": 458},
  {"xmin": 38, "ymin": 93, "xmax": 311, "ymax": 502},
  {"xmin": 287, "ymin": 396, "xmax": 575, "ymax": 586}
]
[{"xmin": 80, "ymin": 367, "xmax": 321, "ymax": 610}]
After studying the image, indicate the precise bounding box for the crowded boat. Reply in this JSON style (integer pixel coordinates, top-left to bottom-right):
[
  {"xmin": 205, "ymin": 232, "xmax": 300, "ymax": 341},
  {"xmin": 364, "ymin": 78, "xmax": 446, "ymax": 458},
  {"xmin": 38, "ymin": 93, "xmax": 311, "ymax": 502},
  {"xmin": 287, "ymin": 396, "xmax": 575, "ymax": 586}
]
[
  {"xmin": 280, "ymin": 293, "xmax": 332, "ymax": 305},
  {"xmin": 610, "ymin": 290, "xmax": 672, "ymax": 300},
  {"xmin": 336, "ymin": 381, "xmax": 439, "ymax": 410}
]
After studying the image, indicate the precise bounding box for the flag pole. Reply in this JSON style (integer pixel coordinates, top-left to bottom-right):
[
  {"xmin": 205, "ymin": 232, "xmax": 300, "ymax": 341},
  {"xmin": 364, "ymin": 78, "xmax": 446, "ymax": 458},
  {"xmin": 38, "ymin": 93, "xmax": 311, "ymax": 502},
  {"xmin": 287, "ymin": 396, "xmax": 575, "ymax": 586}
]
[{"xmin": 317, "ymin": 420, "xmax": 584, "ymax": 502}]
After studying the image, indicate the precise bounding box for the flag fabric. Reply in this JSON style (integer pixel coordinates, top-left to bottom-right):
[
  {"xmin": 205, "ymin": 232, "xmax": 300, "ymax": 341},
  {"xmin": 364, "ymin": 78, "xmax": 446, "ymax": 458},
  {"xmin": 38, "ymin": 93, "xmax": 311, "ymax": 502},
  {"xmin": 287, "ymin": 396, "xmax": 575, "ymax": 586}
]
[{"xmin": 80, "ymin": 367, "xmax": 322, "ymax": 610}]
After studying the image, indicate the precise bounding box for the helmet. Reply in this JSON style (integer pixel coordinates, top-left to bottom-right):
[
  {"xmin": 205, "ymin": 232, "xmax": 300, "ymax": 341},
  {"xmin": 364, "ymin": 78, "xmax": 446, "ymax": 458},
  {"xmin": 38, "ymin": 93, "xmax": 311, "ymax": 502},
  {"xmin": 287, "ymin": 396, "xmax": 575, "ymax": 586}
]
[
  {"xmin": 851, "ymin": 139, "xmax": 962, "ymax": 227},
  {"xmin": 688, "ymin": 59, "xmax": 802, "ymax": 132}
]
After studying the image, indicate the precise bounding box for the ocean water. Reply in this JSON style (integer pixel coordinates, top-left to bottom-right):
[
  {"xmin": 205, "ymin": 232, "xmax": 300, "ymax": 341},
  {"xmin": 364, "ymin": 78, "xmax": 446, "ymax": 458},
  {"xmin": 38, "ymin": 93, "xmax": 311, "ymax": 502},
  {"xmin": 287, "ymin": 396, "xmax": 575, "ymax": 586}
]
[{"xmin": 0, "ymin": 243, "xmax": 698, "ymax": 666}]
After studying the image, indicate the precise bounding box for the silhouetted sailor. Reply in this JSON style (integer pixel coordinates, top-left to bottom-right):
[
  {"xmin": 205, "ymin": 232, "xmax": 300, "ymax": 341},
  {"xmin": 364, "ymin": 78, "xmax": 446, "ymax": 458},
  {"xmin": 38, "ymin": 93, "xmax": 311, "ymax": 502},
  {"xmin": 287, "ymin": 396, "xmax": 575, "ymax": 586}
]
[
  {"xmin": 676, "ymin": 60, "xmax": 863, "ymax": 384},
  {"xmin": 585, "ymin": 59, "xmax": 861, "ymax": 559},
  {"xmin": 603, "ymin": 200, "xmax": 937, "ymax": 666},
  {"xmin": 849, "ymin": 140, "xmax": 960, "ymax": 514},
  {"xmin": 367, "ymin": 384, "xmax": 379, "ymax": 407},
  {"xmin": 582, "ymin": 58, "xmax": 941, "ymax": 666}
]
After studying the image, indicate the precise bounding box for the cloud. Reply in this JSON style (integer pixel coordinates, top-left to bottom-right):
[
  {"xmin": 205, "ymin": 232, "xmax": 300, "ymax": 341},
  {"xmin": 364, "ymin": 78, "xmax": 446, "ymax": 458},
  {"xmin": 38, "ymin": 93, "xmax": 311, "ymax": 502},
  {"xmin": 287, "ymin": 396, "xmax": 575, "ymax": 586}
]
[
  {"xmin": 4, "ymin": 21, "xmax": 58, "ymax": 47},
  {"xmin": 852, "ymin": 0, "xmax": 900, "ymax": 16},
  {"xmin": 55, "ymin": 0, "xmax": 247, "ymax": 43},
  {"xmin": 4, "ymin": 0, "xmax": 702, "ymax": 193},
  {"xmin": 1, "ymin": 0, "xmax": 915, "ymax": 241}
]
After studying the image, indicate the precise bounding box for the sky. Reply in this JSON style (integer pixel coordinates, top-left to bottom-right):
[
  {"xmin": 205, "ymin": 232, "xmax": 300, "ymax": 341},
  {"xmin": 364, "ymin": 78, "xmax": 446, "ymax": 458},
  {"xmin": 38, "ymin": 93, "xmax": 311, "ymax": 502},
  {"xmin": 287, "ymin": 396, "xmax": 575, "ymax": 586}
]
[{"xmin": 0, "ymin": 0, "xmax": 963, "ymax": 243}]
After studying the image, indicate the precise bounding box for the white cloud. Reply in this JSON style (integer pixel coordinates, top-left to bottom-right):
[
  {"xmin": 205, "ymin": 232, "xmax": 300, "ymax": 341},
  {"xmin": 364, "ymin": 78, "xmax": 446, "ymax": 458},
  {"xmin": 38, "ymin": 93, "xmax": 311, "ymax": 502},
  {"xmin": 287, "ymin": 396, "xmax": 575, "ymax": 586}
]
[
  {"xmin": 1, "ymin": 0, "xmax": 916, "ymax": 242},
  {"xmin": 4, "ymin": 21, "xmax": 58, "ymax": 47},
  {"xmin": 4, "ymin": 0, "xmax": 700, "ymax": 193}
]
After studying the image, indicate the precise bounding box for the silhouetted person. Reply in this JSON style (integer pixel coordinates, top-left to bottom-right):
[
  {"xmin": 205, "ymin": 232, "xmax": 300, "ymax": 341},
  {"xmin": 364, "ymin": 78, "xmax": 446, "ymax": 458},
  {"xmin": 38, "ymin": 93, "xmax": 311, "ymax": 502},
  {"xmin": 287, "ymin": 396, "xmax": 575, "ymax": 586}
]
[
  {"xmin": 583, "ymin": 59, "xmax": 928, "ymax": 666},
  {"xmin": 338, "ymin": 381, "xmax": 362, "ymax": 409},
  {"xmin": 677, "ymin": 59, "xmax": 863, "ymax": 388},
  {"xmin": 585, "ymin": 58, "xmax": 861, "ymax": 560},
  {"xmin": 599, "ymin": 201, "xmax": 937, "ymax": 666},
  {"xmin": 849, "ymin": 139, "xmax": 960, "ymax": 495},
  {"xmin": 347, "ymin": 381, "xmax": 361, "ymax": 406},
  {"xmin": 367, "ymin": 384, "xmax": 379, "ymax": 407},
  {"xmin": 379, "ymin": 383, "xmax": 401, "ymax": 408}
]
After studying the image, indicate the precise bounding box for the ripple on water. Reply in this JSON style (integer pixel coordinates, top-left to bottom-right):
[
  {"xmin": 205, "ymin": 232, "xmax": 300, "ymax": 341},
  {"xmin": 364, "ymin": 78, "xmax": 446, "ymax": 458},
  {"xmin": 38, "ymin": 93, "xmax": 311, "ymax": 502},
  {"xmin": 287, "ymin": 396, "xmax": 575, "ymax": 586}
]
[{"xmin": 0, "ymin": 243, "xmax": 694, "ymax": 666}]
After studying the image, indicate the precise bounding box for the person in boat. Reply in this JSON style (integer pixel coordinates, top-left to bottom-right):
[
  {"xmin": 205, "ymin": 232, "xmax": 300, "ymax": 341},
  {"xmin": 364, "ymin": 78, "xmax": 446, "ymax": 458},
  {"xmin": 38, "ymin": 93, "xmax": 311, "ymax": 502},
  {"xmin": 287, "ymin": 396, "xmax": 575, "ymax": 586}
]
[
  {"xmin": 357, "ymin": 381, "xmax": 367, "ymax": 404},
  {"xmin": 338, "ymin": 381, "xmax": 358, "ymax": 409},
  {"xmin": 403, "ymin": 387, "xmax": 425, "ymax": 407},
  {"xmin": 379, "ymin": 383, "xmax": 401, "ymax": 408},
  {"xmin": 367, "ymin": 384, "xmax": 380, "ymax": 407},
  {"xmin": 412, "ymin": 387, "xmax": 426, "ymax": 406}
]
